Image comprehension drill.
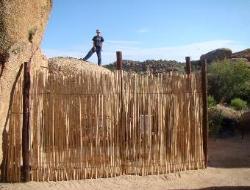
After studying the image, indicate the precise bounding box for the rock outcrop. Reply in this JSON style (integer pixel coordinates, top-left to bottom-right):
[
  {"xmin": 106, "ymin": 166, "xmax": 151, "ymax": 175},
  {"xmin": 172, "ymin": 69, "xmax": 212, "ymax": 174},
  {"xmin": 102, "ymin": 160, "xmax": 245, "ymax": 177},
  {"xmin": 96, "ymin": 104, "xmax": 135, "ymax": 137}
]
[
  {"xmin": 0, "ymin": 0, "xmax": 52, "ymax": 163},
  {"xmin": 49, "ymin": 57, "xmax": 111, "ymax": 76},
  {"xmin": 0, "ymin": 0, "xmax": 52, "ymax": 55},
  {"xmin": 232, "ymin": 49, "xmax": 250, "ymax": 62},
  {"xmin": 200, "ymin": 48, "xmax": 232, "ymax": 64}
]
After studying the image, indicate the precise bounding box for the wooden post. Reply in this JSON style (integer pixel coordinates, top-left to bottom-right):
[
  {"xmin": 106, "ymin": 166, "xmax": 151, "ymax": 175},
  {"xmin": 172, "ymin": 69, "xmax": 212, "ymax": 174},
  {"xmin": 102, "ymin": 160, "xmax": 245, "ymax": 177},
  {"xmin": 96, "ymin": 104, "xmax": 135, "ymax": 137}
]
[
  {"xmin": 201, "ymin": 59, "xmax": 208, "ymax": 168},
  {"xmin": 185, "ymin": 56, "xmax": 191, "ymax": 74},
  {"xmin": 22, "ymin": 62, "xmax": 31, "ymax": 182},
  {"xmin": 185, "ymin": 57, "xmax": 192, "ymax": 91},
  {"xmin": 116, "ymin": 51, "xmax": 125, "ymax": 173},
  {"xmin": 116, "ymin": 51, "xmax": 123, "ymax": 70}
]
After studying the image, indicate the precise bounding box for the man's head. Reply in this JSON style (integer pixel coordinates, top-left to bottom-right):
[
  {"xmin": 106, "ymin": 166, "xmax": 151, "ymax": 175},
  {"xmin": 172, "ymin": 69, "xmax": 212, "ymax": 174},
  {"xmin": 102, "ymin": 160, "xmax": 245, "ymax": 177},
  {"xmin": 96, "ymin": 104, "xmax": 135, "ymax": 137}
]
[{"xmin": 96, "ymin": 29, "xmax": 101, "ymax": 36}]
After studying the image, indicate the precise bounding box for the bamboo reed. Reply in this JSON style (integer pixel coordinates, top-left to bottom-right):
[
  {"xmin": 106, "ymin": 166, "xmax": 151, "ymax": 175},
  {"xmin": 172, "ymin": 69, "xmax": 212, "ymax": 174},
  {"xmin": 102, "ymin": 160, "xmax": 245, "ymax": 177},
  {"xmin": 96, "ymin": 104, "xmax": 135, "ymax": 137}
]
[{"xmin": 4, "ymin": 69, "xmax": 205, "ymax": 182}]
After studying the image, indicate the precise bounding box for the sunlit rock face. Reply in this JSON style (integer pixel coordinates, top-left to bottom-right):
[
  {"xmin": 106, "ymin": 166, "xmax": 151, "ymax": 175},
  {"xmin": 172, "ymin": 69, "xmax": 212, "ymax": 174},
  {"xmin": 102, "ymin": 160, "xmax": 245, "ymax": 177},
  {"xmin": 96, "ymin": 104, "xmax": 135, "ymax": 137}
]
[
  {"xmin": 0, "ymin": 0, "xmax": 52, "ymax": 163},
  {"xmin": 0, "ymin": 0, "xmax": 52, "ymax": 55}
]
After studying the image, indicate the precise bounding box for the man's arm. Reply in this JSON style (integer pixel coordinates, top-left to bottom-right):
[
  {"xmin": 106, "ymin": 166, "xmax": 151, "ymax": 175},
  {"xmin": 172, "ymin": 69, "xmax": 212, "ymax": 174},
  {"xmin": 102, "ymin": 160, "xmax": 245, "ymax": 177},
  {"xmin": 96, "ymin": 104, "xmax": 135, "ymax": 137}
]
[{"xmin": 99, "ymin": 37, "xmax": 104, "ymax": 49}]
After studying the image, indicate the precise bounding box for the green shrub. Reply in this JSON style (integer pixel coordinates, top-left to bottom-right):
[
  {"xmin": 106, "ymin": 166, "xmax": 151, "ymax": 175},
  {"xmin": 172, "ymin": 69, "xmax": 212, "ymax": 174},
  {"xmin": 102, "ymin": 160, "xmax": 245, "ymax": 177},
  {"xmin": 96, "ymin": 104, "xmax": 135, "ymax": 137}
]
[
  {"xmin": 230, "ymin": 98, "xmax": 247, "ymax": 110},
  {"xmin": 208, "ymin": 95, "xmax": 216, "ymax": 108},
  {"xmin": 208, "ymin": 59, "xmax": 250, "ymax": 104}
]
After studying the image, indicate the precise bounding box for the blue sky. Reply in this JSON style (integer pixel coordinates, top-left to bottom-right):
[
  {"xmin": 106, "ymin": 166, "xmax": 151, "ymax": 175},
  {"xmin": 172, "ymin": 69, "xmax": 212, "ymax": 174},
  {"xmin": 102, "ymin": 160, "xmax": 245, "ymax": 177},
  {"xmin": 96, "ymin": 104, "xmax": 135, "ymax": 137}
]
[{"xmin": 42, "ymin": 0, "xmax": 250, "ymax": 64}]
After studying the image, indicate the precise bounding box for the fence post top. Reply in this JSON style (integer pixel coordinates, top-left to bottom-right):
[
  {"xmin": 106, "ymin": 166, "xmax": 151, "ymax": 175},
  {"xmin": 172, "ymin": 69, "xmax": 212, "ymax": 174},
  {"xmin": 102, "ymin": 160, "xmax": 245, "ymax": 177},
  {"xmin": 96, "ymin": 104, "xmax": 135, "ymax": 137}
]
[
  {"xmin": 185, "ymin": 56, "xmax": 191, "ymax": 75},
  {"xmin": 116, "ymin": 51, "xmax": 123, "ymax": 70}
]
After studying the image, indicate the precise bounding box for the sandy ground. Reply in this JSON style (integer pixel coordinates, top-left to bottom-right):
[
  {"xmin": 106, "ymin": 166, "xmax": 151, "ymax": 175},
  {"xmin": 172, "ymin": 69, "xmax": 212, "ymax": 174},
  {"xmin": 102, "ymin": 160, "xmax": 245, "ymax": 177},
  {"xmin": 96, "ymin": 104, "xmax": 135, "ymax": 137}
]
[{"xmin": 0, "ymin": 135, "xmax": 250, "ymax": 190}]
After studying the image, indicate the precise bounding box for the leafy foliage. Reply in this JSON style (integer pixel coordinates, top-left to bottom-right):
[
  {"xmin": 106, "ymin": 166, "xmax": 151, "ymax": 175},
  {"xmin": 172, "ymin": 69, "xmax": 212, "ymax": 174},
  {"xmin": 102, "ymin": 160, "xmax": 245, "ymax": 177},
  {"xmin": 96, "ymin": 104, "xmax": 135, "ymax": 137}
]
[
  {"xmin": 208, "ymin": 95, "xmax": 217, "ymax": 108},
  {"xmin": 208, "ymin": 59, "xmax": 250, "ymax": 105},
  {"xmin": 230, "ymin": 98, "xmax": 248, "ymax": 110}
]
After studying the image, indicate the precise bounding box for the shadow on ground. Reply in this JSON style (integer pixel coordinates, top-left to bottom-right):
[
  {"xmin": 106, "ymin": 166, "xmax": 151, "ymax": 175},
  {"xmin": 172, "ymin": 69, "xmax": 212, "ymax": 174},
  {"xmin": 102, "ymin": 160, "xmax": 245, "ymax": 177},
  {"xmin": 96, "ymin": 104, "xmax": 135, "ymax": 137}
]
[{"xmin": 208, "ymin": 134, "xmax": 250, "ymax": 168}]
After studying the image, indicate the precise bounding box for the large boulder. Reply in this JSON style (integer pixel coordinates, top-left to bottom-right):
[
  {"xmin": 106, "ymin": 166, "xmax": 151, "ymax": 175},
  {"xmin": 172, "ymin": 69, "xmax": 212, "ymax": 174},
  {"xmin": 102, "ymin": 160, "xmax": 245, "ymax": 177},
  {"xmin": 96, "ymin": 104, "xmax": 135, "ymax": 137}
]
[
  {"xmin": 0, "ymin": 0, "xmax": 52, "ymax": 163},
  {"xmin": 0, "ymin": 0, "xmax": 52, "ymax": 56},
  {"xmin": 232, "ymin": 49, "xmax": 250, "ymax": 62},
  {"xmin": 200, "ymin": 48, "xmax": 232, "ymax": 64},
  {"xmin": 49, "ymin": 57, "xmax": 111, "ymax": 76}
]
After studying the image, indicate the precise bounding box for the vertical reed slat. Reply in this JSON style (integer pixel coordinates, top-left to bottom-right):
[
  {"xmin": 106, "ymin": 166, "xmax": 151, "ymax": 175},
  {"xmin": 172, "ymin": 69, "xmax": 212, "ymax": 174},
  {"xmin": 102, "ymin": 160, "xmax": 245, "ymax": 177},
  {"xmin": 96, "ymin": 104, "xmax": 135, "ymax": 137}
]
[{"xmin": 6, "ymin": 60, "xmax": 205, "ymax": 182}]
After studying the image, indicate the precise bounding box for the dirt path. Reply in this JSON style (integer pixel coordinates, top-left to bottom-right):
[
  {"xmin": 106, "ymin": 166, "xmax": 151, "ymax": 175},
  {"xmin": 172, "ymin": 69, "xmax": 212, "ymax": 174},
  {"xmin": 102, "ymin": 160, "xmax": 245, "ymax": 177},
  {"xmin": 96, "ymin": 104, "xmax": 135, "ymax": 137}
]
[{"xmin": 1, "ymin": 135, "xmax": 250, "ymax": 190}]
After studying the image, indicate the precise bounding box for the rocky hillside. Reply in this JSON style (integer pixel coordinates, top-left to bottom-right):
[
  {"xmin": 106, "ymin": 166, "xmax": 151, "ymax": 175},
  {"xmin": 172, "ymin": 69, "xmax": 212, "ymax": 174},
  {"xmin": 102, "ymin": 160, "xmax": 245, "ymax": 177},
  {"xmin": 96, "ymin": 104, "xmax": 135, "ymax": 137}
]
[
  {"xmin": 232, "ymin": 49, "xmax": 250, "ymax": 61},
  {"xmin": 200, "ymin": 48, "xmax": 250, "ymax": 64},
  {"xmin": 105, "ymin": 48, "xmax": 250, "ymax": 74},
  {"xmin": 105, "ymin": 59, "xmax": 185, "ymax": 74},
  {"xmin": 200, "ymin": 48, "xmax": 232, "ymax": 64}
]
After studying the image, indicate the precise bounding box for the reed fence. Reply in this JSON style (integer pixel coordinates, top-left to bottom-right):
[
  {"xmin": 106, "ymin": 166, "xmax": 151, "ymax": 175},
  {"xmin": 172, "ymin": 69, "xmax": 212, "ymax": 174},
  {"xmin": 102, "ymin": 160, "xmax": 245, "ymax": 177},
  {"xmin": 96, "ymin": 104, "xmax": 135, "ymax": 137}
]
[{"xmin": 2, "ymin": 67, "xmax": 206, "ymax": 182}]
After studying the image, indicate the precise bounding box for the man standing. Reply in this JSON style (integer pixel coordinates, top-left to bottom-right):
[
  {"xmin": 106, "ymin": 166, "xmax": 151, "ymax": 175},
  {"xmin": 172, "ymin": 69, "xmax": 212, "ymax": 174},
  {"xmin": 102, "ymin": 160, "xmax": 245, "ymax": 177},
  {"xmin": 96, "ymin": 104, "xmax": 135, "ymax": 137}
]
[{"xmin": 82, "ymin": 29, "xmax": 104, "ymax": 66}]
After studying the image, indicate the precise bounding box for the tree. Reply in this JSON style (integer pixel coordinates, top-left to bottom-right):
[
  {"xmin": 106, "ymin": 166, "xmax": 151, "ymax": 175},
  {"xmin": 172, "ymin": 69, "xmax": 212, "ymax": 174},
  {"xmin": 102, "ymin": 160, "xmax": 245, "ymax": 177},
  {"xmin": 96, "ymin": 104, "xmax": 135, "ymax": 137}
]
[{"xmin": 208, "ymin": 59, "xmax": 250, "ymax": 104}]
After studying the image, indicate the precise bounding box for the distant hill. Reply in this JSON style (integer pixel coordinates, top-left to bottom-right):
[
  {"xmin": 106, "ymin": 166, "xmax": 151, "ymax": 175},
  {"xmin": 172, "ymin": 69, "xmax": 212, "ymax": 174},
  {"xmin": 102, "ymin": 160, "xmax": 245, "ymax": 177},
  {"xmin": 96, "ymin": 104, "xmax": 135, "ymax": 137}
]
[
  {"xmin": 232, "ymin": 49, "xmax": 250, "ymax": 61},
  {"xmin": 104, "ymin": 48, "xmax": 250, "ymax": 74},
  {"xmin": 104, "ymin": 59, "xmax": 185, "ymax": 74}
]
